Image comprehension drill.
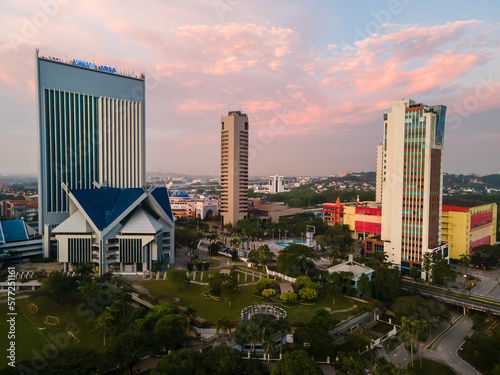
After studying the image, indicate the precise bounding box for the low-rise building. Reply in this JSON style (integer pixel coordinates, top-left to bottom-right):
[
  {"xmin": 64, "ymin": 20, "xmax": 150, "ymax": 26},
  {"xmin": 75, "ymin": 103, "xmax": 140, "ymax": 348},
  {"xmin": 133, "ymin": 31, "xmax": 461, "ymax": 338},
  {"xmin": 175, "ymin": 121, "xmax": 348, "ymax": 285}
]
[
  {"xmin": 442, "ymin": 199, "xmax": 497, "ymax": 259},
  {"xmin": 328, "ymin": 255, "xmax": 374, "ymax": 289},
  {"xmin": 53, "ymin": 186, "xmax": 175, "ymax": 275},
  {"xmin": 323, "ymin": 198, "xmax": 382, "ymax": 240},
  {"xmin": 170, "ymin": 191, "xmax": 219, "ymax": 219},
  {"xmin": 249, "ymin": 202, "xmax": 302, "ymax": 222}
]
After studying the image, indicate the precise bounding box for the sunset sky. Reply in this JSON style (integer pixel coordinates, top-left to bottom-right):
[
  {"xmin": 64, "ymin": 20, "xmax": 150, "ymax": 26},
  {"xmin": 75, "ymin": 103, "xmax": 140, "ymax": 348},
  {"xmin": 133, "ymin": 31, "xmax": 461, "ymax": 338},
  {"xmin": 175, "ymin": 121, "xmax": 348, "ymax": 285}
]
[{"xmin": 1, "ymin": 0, "xmax": 499, "ymax": 177}]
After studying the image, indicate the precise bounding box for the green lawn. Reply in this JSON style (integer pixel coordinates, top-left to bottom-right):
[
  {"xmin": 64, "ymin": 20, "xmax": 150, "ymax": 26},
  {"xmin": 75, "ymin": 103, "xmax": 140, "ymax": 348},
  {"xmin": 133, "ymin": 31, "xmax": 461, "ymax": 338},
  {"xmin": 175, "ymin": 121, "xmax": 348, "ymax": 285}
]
[
  {"xmin": 0, "ymin": 296, "xmax": 103, "ymax": 368},
  {"xmin": 136, "ymin": 279, "xmax": 358, "ymax": 323},
  {"xmin": 409, "ymin": 359, "xmax": 456, "ymax": 375}
]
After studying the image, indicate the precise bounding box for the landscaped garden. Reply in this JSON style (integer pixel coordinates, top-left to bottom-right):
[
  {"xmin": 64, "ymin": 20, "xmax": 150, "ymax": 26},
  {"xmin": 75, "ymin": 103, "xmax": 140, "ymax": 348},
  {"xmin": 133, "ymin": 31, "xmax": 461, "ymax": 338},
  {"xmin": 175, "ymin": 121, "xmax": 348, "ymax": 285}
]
[{"xmin": 135, "ymin": 271, "xmax": 362, "ymax": 324}]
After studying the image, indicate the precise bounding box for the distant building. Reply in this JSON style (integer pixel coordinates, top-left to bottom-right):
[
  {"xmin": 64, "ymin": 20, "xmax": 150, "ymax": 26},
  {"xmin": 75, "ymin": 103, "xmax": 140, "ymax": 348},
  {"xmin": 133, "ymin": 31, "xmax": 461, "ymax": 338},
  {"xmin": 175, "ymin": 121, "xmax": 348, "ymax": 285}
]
[
  {"xmin": 53, "ymin": 186, "xmax": 174, "ymax": 275},
  {"xmin": 0, "ymin": 198, "xmax": 38, "ymax": 221},
  {"xmin": 323, "ymin": 199, "xmax": 382, "ymax": 240},
  {"xmin": 269, "ymin": 175, "xmax": 285, "ymax": 194},
  {"xmin": 0, "ymin": 219, "xmax": 42, "ymax": 260},
  {"xmin": 220, "ymin": 111, "xmax": 249, "ymax": 226},
  {"xmin": 170, "ymin": 191, "xmax": 219, "ymax": 219},
  {"xmin": 379, "ymin": 99, "xmax": 448, "ymax": 274},
  {"xmin": 35, "ymin": 50, "xmax": 145, "ymax": 257},
  {"xmin": 442, "ymin": 200, "xmax": 497, "ymax": 259},
  {"xmin": 249, "ymin": 202, "xmax": 302, "ymax": 222}
]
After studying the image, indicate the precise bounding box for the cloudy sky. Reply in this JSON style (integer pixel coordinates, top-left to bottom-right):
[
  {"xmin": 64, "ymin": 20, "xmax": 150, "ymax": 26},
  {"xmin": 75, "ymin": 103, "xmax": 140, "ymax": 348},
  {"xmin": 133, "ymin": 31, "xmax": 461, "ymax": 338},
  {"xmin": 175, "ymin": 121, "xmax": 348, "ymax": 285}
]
[{"xmin": 0, "ymin": 0, "xmax": 499, "ymax": 177}]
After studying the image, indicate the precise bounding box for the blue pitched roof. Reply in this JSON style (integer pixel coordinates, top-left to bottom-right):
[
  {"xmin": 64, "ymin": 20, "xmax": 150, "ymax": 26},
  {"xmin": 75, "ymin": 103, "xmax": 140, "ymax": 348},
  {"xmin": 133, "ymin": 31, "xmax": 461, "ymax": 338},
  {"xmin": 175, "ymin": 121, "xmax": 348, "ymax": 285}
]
[
  {"xmin": 71, "ymin": 188, "xmax": 145, "ymax": 231},
  {"xmin": 171, "ymin": 190, "xmax": 190, "ymax": 198},
  {"xmin": 1, "ymin": 220, "xmax": 28, "ymax": 243},
  {"xmin": 150, "ymin": 187, "xmax": 174, "ymax": 221}
]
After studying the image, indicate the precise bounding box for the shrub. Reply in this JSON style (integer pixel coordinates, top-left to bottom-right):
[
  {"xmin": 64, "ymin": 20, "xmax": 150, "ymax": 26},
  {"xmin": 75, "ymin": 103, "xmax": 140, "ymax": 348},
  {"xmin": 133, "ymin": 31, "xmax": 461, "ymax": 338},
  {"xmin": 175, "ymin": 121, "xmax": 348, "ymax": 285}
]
[
  {"xmin": 196, "ymin": 262, "xmax": 204, "ymax": 271},
  {"xmin": 203, "ymin": 262, "xmax": 210, "ymax": 271},
  {"xmin": 299, "ymin": 287, "xmax": 318, "ymax": 301},
  {"xmin": 187, "ymin": 263, "xmax": 194, "ymax": 271},
  {"xmin": 261, "ymin": 289, "xmax": 276, "ymax": 299},
  {"xmin": 256, "ymin": 278, "xmax": 278, "ymax": 293},
  {"xmin": 280, "ymin": 292, "xmax": 297, "ymax": 303}
]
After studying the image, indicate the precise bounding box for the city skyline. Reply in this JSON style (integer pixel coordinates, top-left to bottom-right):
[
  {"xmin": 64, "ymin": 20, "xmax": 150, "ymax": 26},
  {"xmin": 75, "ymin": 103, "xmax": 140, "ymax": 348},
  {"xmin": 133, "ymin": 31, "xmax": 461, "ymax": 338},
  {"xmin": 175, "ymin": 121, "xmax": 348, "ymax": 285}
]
[{"xmin": 1, "ymin": 1, "xmax": 499, "ymax": 177}]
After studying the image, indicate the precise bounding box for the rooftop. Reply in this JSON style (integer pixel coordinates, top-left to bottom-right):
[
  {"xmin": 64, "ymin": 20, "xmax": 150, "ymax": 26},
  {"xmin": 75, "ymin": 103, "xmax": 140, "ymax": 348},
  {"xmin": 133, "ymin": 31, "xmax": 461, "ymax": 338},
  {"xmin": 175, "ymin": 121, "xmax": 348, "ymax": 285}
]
[{"xmin": 443, "ymin": 198, "xmax": 490, "ymax": 208}]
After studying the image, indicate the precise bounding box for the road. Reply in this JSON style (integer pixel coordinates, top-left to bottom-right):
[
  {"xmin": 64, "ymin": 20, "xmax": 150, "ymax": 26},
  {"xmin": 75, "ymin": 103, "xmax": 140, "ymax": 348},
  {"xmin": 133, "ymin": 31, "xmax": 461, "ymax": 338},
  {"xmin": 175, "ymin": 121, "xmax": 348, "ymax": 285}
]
[
  {"xmin": 453, "ymin": 265, "xmax": 500, "ymax": 299},
  {"xmin": 387, "ymin": 313, "xmax": 479, "ymax": 374},
  {"xmin": 421, "ymin": 314, "xmax": 479, "ymax": 375}
]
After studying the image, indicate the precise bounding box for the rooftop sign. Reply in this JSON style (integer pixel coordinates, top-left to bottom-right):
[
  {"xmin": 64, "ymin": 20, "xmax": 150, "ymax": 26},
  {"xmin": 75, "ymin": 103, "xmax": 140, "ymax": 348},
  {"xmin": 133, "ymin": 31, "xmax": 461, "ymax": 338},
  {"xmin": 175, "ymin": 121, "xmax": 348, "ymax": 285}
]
[{"xmin": 73, "ymin": 59, "xmax": 117, "ymax": 74}]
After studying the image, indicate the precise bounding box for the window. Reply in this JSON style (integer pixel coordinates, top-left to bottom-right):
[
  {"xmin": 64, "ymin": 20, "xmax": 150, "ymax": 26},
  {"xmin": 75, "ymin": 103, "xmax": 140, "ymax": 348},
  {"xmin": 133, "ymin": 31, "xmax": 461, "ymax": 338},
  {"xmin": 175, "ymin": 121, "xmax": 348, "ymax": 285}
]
[
  {"xmin": 221, "ymin": 122, "xmax": 224, "ymax": 130},
  {"xmin": 245, "ymin": 122, "xmax": 248, "ymax": 130}
]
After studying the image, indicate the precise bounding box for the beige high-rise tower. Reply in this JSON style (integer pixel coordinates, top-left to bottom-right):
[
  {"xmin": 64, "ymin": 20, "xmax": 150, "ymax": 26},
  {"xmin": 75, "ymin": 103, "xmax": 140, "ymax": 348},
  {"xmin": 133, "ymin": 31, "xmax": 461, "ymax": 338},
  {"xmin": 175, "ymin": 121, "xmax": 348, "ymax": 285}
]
[
  {"xmin": 380, "ymin": 99, "xmax": 448, "ymax": 274},
  {"xmin": 220, "ymin": 111, "xmax": 249, "ymax": 226}
]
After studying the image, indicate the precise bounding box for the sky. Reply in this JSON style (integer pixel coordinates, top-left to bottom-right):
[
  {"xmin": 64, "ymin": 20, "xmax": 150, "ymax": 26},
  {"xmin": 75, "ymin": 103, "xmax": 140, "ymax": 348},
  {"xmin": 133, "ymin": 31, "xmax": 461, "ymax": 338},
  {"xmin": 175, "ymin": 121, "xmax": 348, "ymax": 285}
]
[{"xmin": 0, "ymin": 0, "xmax": 499, "ymax": 177}]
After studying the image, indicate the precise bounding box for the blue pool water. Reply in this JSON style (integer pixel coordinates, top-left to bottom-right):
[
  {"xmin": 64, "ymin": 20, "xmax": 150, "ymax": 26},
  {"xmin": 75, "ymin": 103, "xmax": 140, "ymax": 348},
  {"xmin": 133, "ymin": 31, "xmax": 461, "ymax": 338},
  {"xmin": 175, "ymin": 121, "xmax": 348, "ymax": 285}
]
[{"xmin": 276, "ymin": 239, "xmax": 306, "ymax": 247}]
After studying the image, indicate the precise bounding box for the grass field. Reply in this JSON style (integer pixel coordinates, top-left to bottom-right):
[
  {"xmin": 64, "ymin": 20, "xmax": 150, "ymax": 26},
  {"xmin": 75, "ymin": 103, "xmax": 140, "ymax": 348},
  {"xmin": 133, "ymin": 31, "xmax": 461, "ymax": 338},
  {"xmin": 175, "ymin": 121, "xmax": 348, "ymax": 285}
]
[
  {"xmin": 0, "ymin": 295, "xmax": 102, "ymax": 369},
  {"xmin": 136, "ymin": 279, "xmax": 359, "ymax": 323}
]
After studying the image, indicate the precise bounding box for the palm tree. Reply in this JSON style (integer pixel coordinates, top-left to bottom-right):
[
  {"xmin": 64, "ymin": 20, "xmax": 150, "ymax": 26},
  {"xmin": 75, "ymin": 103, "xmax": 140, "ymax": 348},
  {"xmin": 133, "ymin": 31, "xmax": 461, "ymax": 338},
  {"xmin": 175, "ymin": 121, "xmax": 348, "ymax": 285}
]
[
  {"xmin": 275, "ymin": 317, "xmax": 291, "ymax": 354},
  {"xmin": 234, "ymin": 322, "xmax": 250, "ymax": 353},
  {"xmin": 184, "ymin": 306, "xmax": 197, "ymax": 345},
  {"xmin": 216, "ymin": 316, "xmax": 230, "ymax": 344},
  {"xmin": 262, "ymin": 334, "xmax": 276, "ymax": 370},
  {"xmin": 246, "ymin": 321, "xmax": 260, "ymax": 355}
]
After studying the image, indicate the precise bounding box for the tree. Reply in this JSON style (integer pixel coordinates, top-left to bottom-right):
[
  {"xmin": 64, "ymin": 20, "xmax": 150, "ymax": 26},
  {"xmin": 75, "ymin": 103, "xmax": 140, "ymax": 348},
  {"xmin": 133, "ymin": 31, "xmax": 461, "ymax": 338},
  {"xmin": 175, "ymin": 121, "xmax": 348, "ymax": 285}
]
[
  {"xmin": 248, "ymin": 244, "xmax": 275, "ymax": 267},
  {"xmin": 32, "ymin": 271, "xmax": 79, "ymax": 305},
  {"xmin": 262, "ymin": 335, "xmax": 276, "ymax": 369},
  {"xmin": 152, "ymin": 348, "xmax": 202, "ymax": 375},
  {"xmin": 370, "ymin": 264, "xmax": 401, "ymax": 305},
  {"xmin": 94, "ymin": 305, "xmax": 120, "ymax": 346},
  {"xmin": 357, "ymin": 273, "xmax": 371, "ymax": 299},
  {"xmin": 275, "ymin": 317, "xmax": 291, "ymax": 354},
  {"xmin": 327, "ymin": 271, "xmax": 355, "ymax": 295},
  {"xmin": 276, "ymin": 244, "xmax": 319, "ymax": 277},
  {"xmin": 153, "ymin": 313, "xmax": 188, "ymax": 353},
  {"xmin": 293, "ymin": 327, "xmax": 335, "ymax": 360},
  {"xmin": 333, "ymin": 351, "xmax": 365, "ymax": 375},
  {"xmin": 272, "ymin": 349, "xmax": 322, "ymax": 375},
  {"xmin": 209, "ymin": 241, "xmax": 223, "ymax": 256},
  {"xmin": 345, "ymin": 328, "xmax": 371, "ymax": 353},
  {"xmin": 309, "ymin": 308, "xmax": 333, "ymax": 331},
  {"xmin": 409, "ymin": 266, "xmax": 420, "ymax": 281},
  {"xmin": 280, "ymin": 291, "xmax": 297, "ymax": 303},
  {"xmin": 316, "ymin": 223, "xmax": 354, "ymax": 262},
  {"xmin": 102, "ymin": 332, "xmax": 152, "ymax": 375},
  {"xmin": 422, "ymin": 252, "xmax": 454, "ymax": 286},
  {"xmin": 400, "ymin": 317, "xmax": 424, "ymax": 367},
  {"xmin": 220, "ymin": 279, "xmax": 238, "ymax": 306},
  {"xmin": 208, "ymin": 272, "xmax": 237, "ymax": 296},
  {"xmin": 216, "ymin": 316, "xmax": 230, "ymax": 344}
]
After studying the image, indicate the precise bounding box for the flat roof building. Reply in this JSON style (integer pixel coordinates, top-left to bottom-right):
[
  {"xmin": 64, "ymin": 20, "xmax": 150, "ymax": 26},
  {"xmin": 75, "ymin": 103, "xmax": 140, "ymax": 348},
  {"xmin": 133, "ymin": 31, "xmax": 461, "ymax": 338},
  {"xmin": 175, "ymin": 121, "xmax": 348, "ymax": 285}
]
[
  {"xmin": 35, "ymin": 50, "xmax": 145, "ymax": 256},
  {"xmin": 379, "ymin": 99, "xmax": 448, "ymax": 275},
  {"xmin": 220, "ymin": 111, "xmax": 249, "ymax": 226}
]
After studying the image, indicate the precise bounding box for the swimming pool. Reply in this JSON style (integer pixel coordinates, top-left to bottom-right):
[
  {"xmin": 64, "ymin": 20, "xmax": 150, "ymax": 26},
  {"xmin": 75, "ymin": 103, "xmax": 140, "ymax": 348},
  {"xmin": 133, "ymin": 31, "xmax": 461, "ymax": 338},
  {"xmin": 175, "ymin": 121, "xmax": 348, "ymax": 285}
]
[{"xmin": 275, "ymin": 239, "xmax": 306, "ymax": 247}]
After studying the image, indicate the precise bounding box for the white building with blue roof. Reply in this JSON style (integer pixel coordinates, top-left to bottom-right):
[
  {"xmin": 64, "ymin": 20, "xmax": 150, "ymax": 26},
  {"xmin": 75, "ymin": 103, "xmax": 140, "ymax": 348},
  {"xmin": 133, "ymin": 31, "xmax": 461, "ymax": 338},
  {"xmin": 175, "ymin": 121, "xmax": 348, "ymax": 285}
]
[{"xmin": 53, "ymin": 185, "xmax": 174, "ymax": 275}]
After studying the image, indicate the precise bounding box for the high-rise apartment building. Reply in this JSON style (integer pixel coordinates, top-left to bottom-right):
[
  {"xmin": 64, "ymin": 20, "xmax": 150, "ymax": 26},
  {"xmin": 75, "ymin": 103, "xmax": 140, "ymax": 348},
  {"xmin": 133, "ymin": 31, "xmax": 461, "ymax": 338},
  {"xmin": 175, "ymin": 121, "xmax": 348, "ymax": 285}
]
[
  {"xmin": 269, "ymin": 175, "xmax": 285, "ymax": 194},
  {"xmin": 35, "ymin": 50, "xmax": 145, "ymax": 256},
  {"xmin": 220, "ymin": 111, "xmax": 249, "ymax": 226},
  {"xmin": 375, "ymin": 144, "xmax": 383, "ymax": 202},
  {"xmin": 379, "ymin": 99, "xmax": 448, "ymax": 273}
]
